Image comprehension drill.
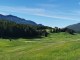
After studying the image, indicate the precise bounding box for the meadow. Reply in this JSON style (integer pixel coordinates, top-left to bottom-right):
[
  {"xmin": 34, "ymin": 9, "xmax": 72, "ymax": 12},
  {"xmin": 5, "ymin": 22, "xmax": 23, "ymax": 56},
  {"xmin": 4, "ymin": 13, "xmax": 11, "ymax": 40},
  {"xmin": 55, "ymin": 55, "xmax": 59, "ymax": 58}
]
[{"xmin": 0, "ymin": 32, "xmax": 80, "ymax": 60}]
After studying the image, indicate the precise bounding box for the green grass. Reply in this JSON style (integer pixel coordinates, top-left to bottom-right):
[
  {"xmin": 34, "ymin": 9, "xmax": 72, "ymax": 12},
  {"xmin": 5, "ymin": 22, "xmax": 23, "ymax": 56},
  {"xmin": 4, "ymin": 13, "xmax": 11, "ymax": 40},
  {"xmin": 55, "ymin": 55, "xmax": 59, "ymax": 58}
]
[{"xmin": 0, "ymin": 32, "xmax": 80, "ymax": 60}]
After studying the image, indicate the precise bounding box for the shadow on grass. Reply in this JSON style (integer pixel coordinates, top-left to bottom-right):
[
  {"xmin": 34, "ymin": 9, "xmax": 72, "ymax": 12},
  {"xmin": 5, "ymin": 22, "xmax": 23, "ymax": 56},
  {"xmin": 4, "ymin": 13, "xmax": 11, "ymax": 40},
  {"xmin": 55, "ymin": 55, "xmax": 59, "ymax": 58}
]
[{"xmin": 0, "ymin": 35, "xmax": 44, "ymax": 41}]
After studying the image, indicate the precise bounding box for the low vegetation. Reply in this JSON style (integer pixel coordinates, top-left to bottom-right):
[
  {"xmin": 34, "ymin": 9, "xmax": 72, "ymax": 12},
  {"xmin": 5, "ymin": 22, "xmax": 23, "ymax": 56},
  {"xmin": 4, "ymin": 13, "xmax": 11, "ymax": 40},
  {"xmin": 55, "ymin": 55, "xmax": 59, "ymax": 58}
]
[{"xmin": 0, "ymin": 33, "xmax": 80, "ymax": 60}]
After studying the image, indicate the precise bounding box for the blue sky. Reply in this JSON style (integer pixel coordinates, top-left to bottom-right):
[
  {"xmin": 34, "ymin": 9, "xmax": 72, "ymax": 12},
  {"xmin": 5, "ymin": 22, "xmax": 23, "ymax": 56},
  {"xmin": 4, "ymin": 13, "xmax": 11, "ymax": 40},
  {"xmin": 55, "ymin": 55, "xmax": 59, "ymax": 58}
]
[{"xmin": 0, "ymin": 0, "xmax": 80, "ymax": 27}]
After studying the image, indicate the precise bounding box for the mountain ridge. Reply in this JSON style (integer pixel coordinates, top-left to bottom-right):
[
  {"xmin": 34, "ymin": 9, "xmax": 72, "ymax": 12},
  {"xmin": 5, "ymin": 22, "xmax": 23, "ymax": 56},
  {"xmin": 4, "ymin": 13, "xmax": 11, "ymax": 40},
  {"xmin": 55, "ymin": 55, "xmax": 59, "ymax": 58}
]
[
  {"xmin": 67, "ymin": 23, "xmax": 80, "ymax": 33},
  {"xmin": 0, "ymin": 14, "xmax": 38, "ymax": 25}
]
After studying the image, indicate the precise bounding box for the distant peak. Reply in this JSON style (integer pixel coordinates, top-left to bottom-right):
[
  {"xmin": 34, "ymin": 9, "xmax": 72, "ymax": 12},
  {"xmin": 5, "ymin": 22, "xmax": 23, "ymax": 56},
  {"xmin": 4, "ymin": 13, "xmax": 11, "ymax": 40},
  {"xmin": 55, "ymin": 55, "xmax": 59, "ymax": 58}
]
[
  {"xmin": 7, "ymin": 15, "xmax": 16, "ymax": 17},
  {"xmin": 0, "ymin": 13, "xmax": 38, "ymax": 25}
]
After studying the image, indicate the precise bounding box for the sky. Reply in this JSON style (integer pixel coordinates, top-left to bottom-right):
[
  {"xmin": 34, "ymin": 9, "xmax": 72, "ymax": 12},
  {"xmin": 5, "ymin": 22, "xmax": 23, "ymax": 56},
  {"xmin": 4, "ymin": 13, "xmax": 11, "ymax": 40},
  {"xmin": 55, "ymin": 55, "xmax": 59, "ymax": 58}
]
[{"xmin": 0, "ymin": 0, "xmax": 80, "ymax": 28}]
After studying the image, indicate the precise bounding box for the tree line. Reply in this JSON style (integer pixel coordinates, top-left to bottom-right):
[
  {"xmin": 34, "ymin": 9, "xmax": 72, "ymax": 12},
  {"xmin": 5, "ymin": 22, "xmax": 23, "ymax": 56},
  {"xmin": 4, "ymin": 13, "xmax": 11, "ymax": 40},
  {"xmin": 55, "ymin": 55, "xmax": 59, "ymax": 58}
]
[
  {"xmin": 0, "ymin": 19, "xmax": 75, "ymax": 39},
  {"xmin": 50, "ymin": 27, "xmax": 76, "ymax": 35},
  {"xmin": 0, "ymin": 19, "xmax": 50, "ymax": 39}
]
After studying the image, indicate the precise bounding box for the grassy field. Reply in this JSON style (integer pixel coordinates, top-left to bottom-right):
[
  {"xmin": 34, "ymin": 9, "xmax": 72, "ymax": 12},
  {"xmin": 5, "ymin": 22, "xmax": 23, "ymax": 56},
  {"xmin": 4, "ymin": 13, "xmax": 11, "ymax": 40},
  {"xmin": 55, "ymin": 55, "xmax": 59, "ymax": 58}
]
[{"xmin": 0, "ymin": 32, "xmax": 80, "ymax": 60}]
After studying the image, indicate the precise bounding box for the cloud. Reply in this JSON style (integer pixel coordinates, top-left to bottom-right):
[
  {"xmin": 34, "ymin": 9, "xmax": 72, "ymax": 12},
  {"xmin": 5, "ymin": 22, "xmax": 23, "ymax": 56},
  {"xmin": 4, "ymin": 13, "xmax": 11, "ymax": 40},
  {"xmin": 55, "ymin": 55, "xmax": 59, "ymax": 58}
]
[
  {"xmin": 38, "ymin": 4, "xmax": 57, "ymax": 8},
  {"xmin": 35, "ymin": 13, "xmax": 80, "ymax": 21},
  {"xmin": 0, "ymin": 6, "xmax": 45, "ymax": 14},
  {"xmin": 0, "ymin": 5, "xmax": 80, "ymax": 21}
]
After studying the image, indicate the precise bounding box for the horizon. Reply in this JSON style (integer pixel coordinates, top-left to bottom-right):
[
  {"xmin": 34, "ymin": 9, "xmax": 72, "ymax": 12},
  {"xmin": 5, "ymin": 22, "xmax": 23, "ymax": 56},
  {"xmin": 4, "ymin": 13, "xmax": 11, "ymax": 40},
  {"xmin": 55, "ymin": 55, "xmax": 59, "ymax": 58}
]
[
  {"xmin": 0, "ymin": 13, "xmax": 78, "ymax": 28},
  {"xmin": 0, "ymin": 0, "xmax": 80, "ymax": 28}
]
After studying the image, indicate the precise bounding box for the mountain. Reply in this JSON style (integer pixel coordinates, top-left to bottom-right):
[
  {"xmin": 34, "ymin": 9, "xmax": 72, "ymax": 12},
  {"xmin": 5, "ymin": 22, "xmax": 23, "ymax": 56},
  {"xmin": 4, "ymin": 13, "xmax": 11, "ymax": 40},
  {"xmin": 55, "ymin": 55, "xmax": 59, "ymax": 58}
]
[
  {"xmin": 0, "ymin": 14, "xmax": 37, "ymax": 25},
  {"xmin": 67, "ymin": 23, "xmax": 80, "ymax": 33}
]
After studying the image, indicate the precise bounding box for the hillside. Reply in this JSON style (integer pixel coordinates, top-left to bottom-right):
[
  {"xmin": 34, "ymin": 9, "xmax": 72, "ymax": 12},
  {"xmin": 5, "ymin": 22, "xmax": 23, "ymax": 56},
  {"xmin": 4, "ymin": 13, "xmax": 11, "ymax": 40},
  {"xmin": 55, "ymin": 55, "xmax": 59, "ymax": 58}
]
[
  {"xmin": 0, "ymin": 14, "xmax": 37, "ymax": 25},
  {"xmin": 67, "ymin": 23, "xmax": 80, "ymax": 33},
  {"xmin": 0, "ymin": 33, "xmax": 80, "ymax": 60}
]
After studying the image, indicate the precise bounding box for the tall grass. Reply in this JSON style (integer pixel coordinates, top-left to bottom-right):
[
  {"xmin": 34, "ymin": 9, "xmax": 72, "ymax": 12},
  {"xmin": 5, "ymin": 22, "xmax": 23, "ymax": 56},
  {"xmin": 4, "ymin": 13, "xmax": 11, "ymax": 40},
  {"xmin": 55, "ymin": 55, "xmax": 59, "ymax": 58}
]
[{"xmin": 0, "ymin": 32, "xmax": 80, "ymax": 60}]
